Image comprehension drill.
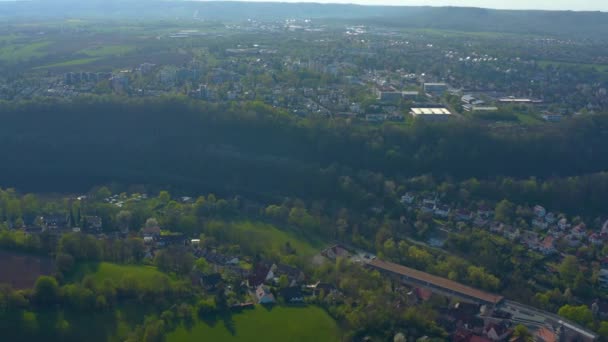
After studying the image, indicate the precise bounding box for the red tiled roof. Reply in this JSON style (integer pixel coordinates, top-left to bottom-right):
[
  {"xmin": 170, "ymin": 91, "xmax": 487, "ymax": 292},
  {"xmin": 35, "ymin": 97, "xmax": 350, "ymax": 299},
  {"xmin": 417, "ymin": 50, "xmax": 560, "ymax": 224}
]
[
  {"xmin": 536, "ymin": 327, "xmax": 556, "ymax": 342},
  {"xmin": 369, "ymin": 259, "xmax": 504, "ymax": 304}
]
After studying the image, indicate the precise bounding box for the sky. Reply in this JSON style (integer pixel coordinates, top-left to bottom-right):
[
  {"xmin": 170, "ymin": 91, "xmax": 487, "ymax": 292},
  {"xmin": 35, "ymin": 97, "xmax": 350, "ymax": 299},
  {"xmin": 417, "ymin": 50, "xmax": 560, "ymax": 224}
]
[{"xmin": 212, "ymin": 0, "xmax": 607, "ymax": 12}]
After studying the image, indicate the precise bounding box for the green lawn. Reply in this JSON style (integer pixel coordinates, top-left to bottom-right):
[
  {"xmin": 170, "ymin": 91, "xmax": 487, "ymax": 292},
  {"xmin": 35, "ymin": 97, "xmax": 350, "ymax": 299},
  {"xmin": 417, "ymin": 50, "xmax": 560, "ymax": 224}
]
[
  {"xmin": 166, "ymin": 305, "xmax": 341, "ymax": 342},
  {"xmin": 516, "ymin": 113, "xmax": 543, "ymax": 125},
  {"xmin": 205, "ymin": 221, "xmax": 322, "ymax": 257},
  {"xmin": 68, "ymin": 262, "xmax": 174, "ymax": 290}
]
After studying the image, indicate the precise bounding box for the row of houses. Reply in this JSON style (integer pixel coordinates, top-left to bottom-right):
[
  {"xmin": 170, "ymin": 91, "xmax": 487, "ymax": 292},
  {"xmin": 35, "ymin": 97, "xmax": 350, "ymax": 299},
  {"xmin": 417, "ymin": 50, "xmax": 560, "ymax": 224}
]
[{"xmin": 402, "ymin": 193, "xmax": 607, "ymax": 257}]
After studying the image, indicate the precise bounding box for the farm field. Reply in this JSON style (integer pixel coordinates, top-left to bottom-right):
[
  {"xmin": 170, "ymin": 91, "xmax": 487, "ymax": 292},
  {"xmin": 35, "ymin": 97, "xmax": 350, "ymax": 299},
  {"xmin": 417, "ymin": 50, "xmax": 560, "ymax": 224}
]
[
  {"xmin": 166, "ymin": 305, "xmax": 341, "ymax": 342},
  {"xmin": 0, "ymin": 250, "xmax": 55, "ymax": 289}
]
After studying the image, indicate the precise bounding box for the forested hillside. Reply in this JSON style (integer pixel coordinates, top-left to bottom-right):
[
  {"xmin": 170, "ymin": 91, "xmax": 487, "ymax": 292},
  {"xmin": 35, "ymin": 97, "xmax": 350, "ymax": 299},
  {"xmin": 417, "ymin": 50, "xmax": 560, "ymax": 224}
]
[
  {"xmin": 1, "ymin": 96, "xmax": 608, "ymax": 211},
  {"xmin": 2, "ymin": 1, "xmax": 608, "ymax": 39}
]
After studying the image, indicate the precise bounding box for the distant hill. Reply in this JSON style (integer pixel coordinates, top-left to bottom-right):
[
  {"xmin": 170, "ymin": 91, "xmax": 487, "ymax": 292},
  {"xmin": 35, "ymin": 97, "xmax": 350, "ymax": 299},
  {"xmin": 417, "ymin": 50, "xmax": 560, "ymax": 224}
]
[{"xmin": 1, "ymin": 0, "xmax": 608, "ymax": 39}]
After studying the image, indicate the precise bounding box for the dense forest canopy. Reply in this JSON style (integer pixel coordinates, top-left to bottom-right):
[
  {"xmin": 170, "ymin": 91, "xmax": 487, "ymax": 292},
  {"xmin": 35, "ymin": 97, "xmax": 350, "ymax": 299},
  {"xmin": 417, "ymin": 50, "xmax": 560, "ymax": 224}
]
[{"xmin": 1, "ymin": 96, "xmax": 608, "ymax": 206}]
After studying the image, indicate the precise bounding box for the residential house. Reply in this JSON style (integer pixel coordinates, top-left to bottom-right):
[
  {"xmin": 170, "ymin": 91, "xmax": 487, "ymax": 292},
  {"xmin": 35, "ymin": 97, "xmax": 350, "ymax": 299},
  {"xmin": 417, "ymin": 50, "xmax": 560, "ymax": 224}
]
[
  {"xmin": 311, "ymin": 282, "xmax": 337, "ymax": 297},
  {"xmin": 534, "ymin": 205, "xmax": 547, "ymax": 218},
  {"xmin": 279, "ymin": 286, "xmax": 305, "ymax": 303},
  {"xmin": 414, "ymin": 288, "xmax": 433, "ymax": 302},
  {"xmin": 322, "ymin": 245, "xmax": 350, "ymax": 260},
  {"xmin": 434, "ymin": 205, "xmax": 451, "ymax": 219},
  {"xmin": 532, "ymin": 218, "xmax": 549, "ymax": 230},
  {"xmin": 490, "ymin": 222, "xmax": 504, "ymax": 234},
  {"xmin": 535, "ymin": 327, "xmax": 557, "ymax": 342},
  {"xmin": 43, "ymin": 214, "xmax": 69, "ymax": 230},
  {"xmin": 157, "ymin": 234, "xmax": 187, "ymax": 247},
  {"xmin": 538, "ymin": 236, "xmax": 557, "ymax": 255},
  {"xmin": 502, "ymin": 226, "xmax": 520, "ymax": 241},
  {"xmin": 483, "ymin": 322, "xmax": 512, "ymax": 341},
  {"xmin": 545, "ymin": 212, "xmax": 557, "ymax": 224},
  {"xmin": 564, "ymin": 234, "xmax": 582, "ymax": 248},
  {"xmin": 267, "ymin": 263, "xmax": 305, "ymax": 286},
  {"xmin": 548, "ymin": 228, "xmax": 564, "ymax": 239},
  {"xmin": 453, "ymin": 331, "xmax": 492, "ymax": 342},
  {"xmin": 200, "ymin": 273, "xmax": 223, "ymax": 291},
  {"xmin": 256, "ymin": 285, "xmax": 276, "ymax": 304},
  {"xmin": 558, "ymin": 218, "xmax": 570, "ymax": 231},
  {"xmin": 23, "ymin": 226, "xmax": 43, "ymax": 235},
  {"xmin": 248, "ymin": 262, "xmax": 272, "ymax": 288},
  {"xmin": 456, "ymin": 209, "xmax": 473, "ymax": 222},
  {"xmin": 421, "ymin": 203, "xmax": 436, "ymax": 214},
  {"xmin": 599, "ymin": 269, "xmax": 608, "ymax": 289},
  {"xmin": 83, "ymin": 216, "xmax": 103, "ymax": 232},
  {"xmin": 589, "ymin": 233, "xmax": 604, "ymax": 246},
  {"xmin": 401, "ymin": 193, "xmax": 416, "ymax": 205},
  {"xmin": 423, "ymin": 197, "xmax": 438, "ymax": 207},
  {"xmin": 473, "ymin": 217, "xmax": 489, "ymax": 228},
  {"xmin": 477, "ymin": 206, "xmax": 494, "ymax": 219},
  {"xmin": 521, "ymin": 231, "xmax": 539, "ymax": 248},
  {"xmin": 141, "ymin": 226, "xmax": 161, "ymax": 238},
  {"xmin": 571, "ymin": 225, "xmax": 587, "ymax": 239}
]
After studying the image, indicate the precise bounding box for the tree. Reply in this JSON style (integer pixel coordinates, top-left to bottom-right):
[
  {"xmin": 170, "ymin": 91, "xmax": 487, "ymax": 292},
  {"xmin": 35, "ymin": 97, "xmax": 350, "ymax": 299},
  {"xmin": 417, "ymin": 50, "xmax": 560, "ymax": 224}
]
[
  {"xmin": 94, "ymin": 187, "xmax": 112, "ymax": 201},
  {"xmin": 558, "ymin": 305, "xmax": 593, "ymax": 326},
  {"xmin": 116, "ymin": 210, "xmax": 133, "ymax": 232},
  {"xmin": 145, "ymin": 218, "xmax": 159, "ymax": 228},
  {"xmin": 194, "ymin": 258, "xmax": 211, "ymax": 274},
  {"xmin": 33, "ymin": 276, "xmax": 59, "ymax": 306},
  {"xmin": 55, "ymin": 253, "xmax": 75, "ymax": 275},
  {"xmin": 495, "ymin": 199, "xmax": 515, "ymax": 223},
  {"xmin": 142, "ymin": 318, "xmax": 165, "ymax": 342},
  {"xmin": 598, "ymin": 321, "xmax": 608, "ymax": 339},
  {"xmin": 512, "ymin": 325, "xmax": 533, "ymax": 342},
  {"xmin": 197, "ymin": 297, "xmax": 217, "ymax": 316},
  {"xmin": 158, "ymin": 191, "xmax": 171, "ymax": 205},
  {"xmin": 278, "ymin": 275, "xmax": 289, "ymax": 289},
  {"xmin": 559, "ymin": 255, "xmax": 580, "ymax": 287}
]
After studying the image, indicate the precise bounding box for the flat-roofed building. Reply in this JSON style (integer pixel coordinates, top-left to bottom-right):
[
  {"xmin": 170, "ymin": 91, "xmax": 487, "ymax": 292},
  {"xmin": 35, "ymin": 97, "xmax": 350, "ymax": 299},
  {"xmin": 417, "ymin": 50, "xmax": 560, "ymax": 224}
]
[
  {"xmin": 410, "ymin": 107, "xmax": 452, "ymax": 121},
  {"xmin": 498, "ymin": 97, "xmax": 543, "ymax": 104},
  {"xmin": 463, "ymin": 105, "xmax": 499, "ymax": 112}
]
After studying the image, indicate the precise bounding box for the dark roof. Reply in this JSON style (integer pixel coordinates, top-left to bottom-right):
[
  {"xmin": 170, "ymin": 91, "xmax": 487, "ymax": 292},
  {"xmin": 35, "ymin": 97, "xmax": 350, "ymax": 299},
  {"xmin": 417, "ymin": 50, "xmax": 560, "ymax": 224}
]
[
  {"xmin": 248, "ymin": 263, "xmax": 271, "ymax": 287},
  {"xmin": 142, "ymin": 226, "xmax": 161, "ymax": 235},
  {"xmin": 369, "ymin": 259, "xmax": 504, "ymax": 305},
  {"xmin": 201, "ymin": 273, "xmax": 223, "ymax": 287},
  {"xmin": 276, "ymin": 264, "xmax": 302, "ymax": 278},
  {"xmin": 279, "ymin": 286, "xmax": 303, "ymax": 301}
]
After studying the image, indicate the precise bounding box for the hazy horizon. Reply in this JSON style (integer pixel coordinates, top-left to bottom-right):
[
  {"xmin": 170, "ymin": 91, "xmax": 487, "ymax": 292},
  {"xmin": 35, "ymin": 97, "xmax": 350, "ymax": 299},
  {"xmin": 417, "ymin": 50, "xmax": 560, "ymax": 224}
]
[{"xmin": 198, "ymin": 0, "xmax": 608, "ymax": 12}]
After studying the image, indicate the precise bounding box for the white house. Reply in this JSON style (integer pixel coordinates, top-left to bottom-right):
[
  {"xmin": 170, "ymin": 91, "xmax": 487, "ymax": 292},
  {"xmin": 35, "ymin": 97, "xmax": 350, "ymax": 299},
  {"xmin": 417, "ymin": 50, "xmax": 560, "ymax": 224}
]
[
  {"xmin": 401, "ymin": 193, "xmax": 415, "ymax": 205},
  {"xmin": 434, "ymin": 205, "xmax": 451, "ymax": 218}
]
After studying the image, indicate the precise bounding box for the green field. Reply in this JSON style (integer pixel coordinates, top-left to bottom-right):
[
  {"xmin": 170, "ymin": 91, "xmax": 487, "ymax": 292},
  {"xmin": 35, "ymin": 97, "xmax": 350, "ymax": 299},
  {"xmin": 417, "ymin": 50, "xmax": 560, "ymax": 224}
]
[
  {"xmin": 538, "ymin": 59, "xmax": 608, "ymax": 72},
  {"xmin": 35, "ymin": 57, "xmax": 100, "ymax": 69},
  {"xmin": 79, "ymin": 45, "xmax": 135, "ymax": 57},
  {"xmin": 167, "ymin": 305, "xmax": 341, "ymax": 342},
  {"xmin": 69, "ymin": 262, "xmax": 174, "ymax": 290},
  {"xmin": 205, "ymin": 221, "xmax": 323, "ymax": 257},
  {"xmin": 0, "ymin": 41, "xmax": 50, "ymax": 62}
]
